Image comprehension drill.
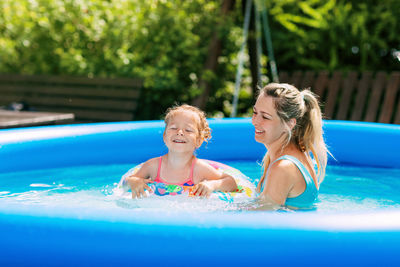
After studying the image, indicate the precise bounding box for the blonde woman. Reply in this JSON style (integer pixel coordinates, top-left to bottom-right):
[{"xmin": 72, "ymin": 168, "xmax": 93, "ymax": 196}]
[{"xmin": 252, "ymin": 83, "xmax": 328, "ymax": 208}]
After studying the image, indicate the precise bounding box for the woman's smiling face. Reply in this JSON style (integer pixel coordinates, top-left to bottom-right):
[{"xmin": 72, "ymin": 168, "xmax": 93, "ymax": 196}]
[{"xmin": 251, "ymin": 94, "xmax": 287, "ymax": 146}]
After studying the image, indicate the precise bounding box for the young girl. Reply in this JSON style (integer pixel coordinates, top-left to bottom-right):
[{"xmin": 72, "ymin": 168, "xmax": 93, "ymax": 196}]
[
  {"xmin": 125, "ymin": 104, "xmax": 237, "ymax": 198},
  {"xmin": 252, "ymin": 83, "xmax": 328, "ymax": 208}
]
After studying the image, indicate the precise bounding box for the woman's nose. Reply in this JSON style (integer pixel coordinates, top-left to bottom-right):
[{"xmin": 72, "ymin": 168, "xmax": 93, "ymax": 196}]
[{"xmin": 251, "ymin": 115, "xmax": 258, "ymax": 126}]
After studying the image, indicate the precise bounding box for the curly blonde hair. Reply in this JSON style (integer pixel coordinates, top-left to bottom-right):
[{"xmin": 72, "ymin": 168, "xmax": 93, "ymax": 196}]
[{"xmin": 164, "ymin": 104, "xmax": 211, "ymax": 144}]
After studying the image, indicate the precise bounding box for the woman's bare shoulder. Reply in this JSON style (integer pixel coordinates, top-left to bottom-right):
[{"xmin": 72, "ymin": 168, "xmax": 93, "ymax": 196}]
[{"xmin": 268, "ymin": 159, "xmax": 299, "ymax": 182}]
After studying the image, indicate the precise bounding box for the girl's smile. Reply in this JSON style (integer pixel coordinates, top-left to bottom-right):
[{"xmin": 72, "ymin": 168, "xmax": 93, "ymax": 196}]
[
  {"xmin": 172, "ymin": 138, "xmax": 186, "ymax": 143},
  {"xmin": 164, "ymin": 110, "xmax": 201, "ymax": 151}
]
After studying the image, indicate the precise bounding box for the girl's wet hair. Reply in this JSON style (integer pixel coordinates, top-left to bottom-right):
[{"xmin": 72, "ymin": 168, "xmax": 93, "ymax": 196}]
[
  {"xmin": 164, "ymin": 104, "xmax": 211, "ymax": 143},
  {"xmin": 259, "ymin": 83, "xmax": 328, "ymax": 184}
]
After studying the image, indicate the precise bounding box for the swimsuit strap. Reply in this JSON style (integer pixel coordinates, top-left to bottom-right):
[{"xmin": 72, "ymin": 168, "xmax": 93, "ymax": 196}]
[
  {"xmin": 155, "ymin": 156, "xmax": 163, "ymax": 180},
  {"xmin": 155, "ymin": 156, "xmax": 196, "ymax": 184},
  {"xmin": 260, "ymin": 155, "xmax": 316, "ymax": 193},
  {"xmin": 272, "ymin": 155, "xmax": 318, "ymax": 207},
  {"xmin": 189, "ymin": 157, "xmax": 197, "ymax": 180},
  {"xmin": 271, "ymin": 155, "xmax": 314, "ymax": 186}
]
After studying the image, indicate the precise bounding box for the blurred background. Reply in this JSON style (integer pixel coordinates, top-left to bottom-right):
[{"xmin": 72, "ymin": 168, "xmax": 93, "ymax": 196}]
[{"xmin": 0, "ymin": 0, "xmax": 399, "ymax": 121}]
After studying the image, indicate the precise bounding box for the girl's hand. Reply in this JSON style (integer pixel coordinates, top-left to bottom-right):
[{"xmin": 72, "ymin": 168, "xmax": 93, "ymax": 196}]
[
  {"xmin": 192, "ymin": 181, "xmax": 214, "ymax": 197},
  {"xmin": 125, "ymin": 176, "xmax": 153, "ymax": 198}
]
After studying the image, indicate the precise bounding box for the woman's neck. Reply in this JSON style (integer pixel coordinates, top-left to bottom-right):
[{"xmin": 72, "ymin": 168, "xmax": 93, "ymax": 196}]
[{"xmin": 266, "ymin": 139, "xmax": 297, "ymax": 163}]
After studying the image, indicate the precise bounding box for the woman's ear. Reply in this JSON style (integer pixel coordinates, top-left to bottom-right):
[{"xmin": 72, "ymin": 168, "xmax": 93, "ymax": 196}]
[{"xmin": 288, "ymin": 118, "xmax": 297, "ymax": 130}]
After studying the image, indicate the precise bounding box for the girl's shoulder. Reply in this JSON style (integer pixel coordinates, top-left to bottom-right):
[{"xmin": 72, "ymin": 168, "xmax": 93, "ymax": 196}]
[
  {"xmin": 141, "ymin": 157, "xmax": 160, "ymax": 169},
  {"xmin": 135, "ymin": 157, "xmax": 160, "ymax": 179},
  {"xmin": 195, "ymin": 158, "xmax": 218, "ymax": 171},
  {"xmin": 193, "ymin": 158, "xmax": 223, "ymax": 182}
]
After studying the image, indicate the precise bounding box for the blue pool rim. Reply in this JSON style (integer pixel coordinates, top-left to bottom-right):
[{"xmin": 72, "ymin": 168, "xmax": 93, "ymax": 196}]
[{"xmin": 0, "ymin": 118, "xmax": 400, "ymax": 266}]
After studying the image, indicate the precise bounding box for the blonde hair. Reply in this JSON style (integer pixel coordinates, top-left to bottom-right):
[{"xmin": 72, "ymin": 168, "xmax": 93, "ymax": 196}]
[
  {"xmin": 164, "ymin": 104, "xmax": 211, "ymax": 144},
  {"xmin": 259, "ymin": 83, "xmax": 328, "ymax": 184}
]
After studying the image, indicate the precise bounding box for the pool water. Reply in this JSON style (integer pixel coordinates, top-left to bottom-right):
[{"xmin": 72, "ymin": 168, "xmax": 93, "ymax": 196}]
[{"xmin": 0, "ymin": 161, "xmax": 399, "ymax": 214}]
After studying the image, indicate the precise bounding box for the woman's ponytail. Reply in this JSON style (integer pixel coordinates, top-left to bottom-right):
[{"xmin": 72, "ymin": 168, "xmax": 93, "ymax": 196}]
[
  {"xmin": 300, "ymin": 90, "xmax": 327, "ymax": 183},
  {"xmin": 257, "ymin": 83, "xmax": 328, "ymax": 187}
]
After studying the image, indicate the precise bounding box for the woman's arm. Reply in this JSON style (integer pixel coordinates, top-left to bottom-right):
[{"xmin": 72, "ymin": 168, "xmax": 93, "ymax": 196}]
[
  {"xmin": 239, "ymin": 195, "xmax": 283, "ymax": 211},
  {"xmin": 259, "ymin": 160, "xmax": 296, "ymax": 205},
  {"xmin": 237, "ymin": 161, "xmax": 297, "ymax": 210}
]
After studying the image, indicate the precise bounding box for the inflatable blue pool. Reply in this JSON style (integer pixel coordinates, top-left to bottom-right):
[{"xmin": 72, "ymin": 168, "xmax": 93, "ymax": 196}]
[{"xmin": 0, "ymin": 118, "xmax": 399, "ymax": 266}]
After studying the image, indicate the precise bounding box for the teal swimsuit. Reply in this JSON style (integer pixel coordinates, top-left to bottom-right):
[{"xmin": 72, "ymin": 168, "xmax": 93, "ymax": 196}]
[{"xmin": 260, "ymin": 155, "xmax": 318, "ymax": 208}]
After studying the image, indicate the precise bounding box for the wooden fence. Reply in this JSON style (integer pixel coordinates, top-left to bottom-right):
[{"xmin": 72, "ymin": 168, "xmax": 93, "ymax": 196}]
[
  {"xmin": 0, "ymin": 74, "xmax": 142, "ymax": 122},
  {"xmin": 279, "ymin": 71, "xmax": 400, "ymax": 124},
  {"xmin": 1, "ymin": 72, "xmax": 399, "ymax": 124}
]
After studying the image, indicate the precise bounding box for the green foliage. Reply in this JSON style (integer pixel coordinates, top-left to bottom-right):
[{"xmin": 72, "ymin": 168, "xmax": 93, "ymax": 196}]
[
  {"xmin": 0, "ymin": 0, "xmax": 240, "ymax": 119},
  {"xmin": 265, "ymin": 0, "xmax": 400, "ymax": 71},
  {"xmin": 0, "ymin": 0, "xmax": 398, "ymax": 119}
]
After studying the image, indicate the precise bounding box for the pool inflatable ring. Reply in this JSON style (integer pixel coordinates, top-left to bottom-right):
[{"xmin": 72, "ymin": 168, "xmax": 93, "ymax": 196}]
[{"xmin": 115, "ymin": 160, "xmax": 256, "ymax": 203}]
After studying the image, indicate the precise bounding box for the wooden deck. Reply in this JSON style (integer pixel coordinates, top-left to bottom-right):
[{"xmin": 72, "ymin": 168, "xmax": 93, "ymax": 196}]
[{"xmin": 0, "ymin": 110, "xmax": 74, "ymax": 129}]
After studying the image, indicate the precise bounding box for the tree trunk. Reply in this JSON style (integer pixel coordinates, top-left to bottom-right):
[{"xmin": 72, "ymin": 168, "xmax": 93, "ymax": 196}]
[
  {"xmin": 246, "ymin": 0, "xmax": 260, "ymax": 99},
  {"xmin": 192, "ymin": 0, "xmax": 236, "ymax": 109}
]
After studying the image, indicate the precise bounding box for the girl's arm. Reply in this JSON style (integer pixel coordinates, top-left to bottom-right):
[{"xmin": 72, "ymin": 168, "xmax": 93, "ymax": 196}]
[
  {"xmin": 192, "ymin": 160, "xmax": 238, "ymax": 197},
  {"xmin": 125, "ymin": 158, "xmax": 157, "ymax": 198}
]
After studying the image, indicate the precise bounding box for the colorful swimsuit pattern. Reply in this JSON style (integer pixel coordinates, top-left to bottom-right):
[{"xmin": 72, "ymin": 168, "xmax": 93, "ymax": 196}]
[
  {"xmin": 117, "ymin": 158, "xmax": 257, "ymax": 203},
  {"xmin": 151, "ymin": 156, "xmax": 196, "ymax": 196}
]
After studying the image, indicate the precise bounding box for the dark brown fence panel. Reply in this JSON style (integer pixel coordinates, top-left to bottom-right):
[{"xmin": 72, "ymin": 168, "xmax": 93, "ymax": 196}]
[
  {"xmin": 364, "ymin": 72, "xmax": 387, "ymax": 122},
  {"xmin": 300, "ymin": 71, "xmax": 316, "ymax": 90},
  {"xmin": 278, "ymin": 72, "xmax": 290, "ymax": 84},
  {"xmin": 323, "ymin": 71, "xmax": 342, "ymax": 120},
  {"xmin": 336, "ymin": 71, "xmax": 358, "ymax": 120},
  {"xmin": 0, "ymin": 74, "xmax": 143, "ymax": 122},
  {"xmin": 395, "ymin": 102, "xmax": 400, "ymax": 124},
  {"xmin": 378, "ymin": 72, "xmax": 400, "ymax": 124},
  {"xmin": 351, "ymin": 71, "xmax": 372, "ymax": 121},
  {"xmin": 289, "ymin": 71, "xmax": 303, "ymax": 88},
  {"xmin": 313, "ymin": 71, "xmax": 329, "ymax": 101},
  {"xmin": 277, "ymin": 70, "xmax": 400, "ymax": 124}
]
